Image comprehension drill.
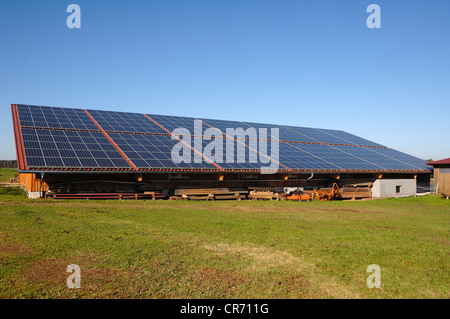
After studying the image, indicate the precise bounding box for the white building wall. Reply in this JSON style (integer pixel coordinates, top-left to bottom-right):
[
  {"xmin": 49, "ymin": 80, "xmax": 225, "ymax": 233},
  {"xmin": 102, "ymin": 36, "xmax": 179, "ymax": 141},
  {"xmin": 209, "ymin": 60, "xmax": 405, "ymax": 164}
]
[
  {"xmin": 27, "ymin": 191, "xmax": 42, "ymax": 199},
  {"xmin": 372, "ymin": 179, "xmax": 416, "ymax": 198}
]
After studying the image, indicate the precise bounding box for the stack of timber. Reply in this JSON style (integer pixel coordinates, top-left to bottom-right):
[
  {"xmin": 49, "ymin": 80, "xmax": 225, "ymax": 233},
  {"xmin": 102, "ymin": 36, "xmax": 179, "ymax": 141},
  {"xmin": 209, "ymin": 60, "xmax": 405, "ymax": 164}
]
[
  {"xmin": 247, "ymin": 187, "xmax": 281, "ymax": 201},
  {"xmin": 340, "ymin": 186, "xmax": 372, "ymax": 200},
  {"xmin": 143, "ymin": 191, "xmax": 166, "ymax": 200},
  {"xmin": 172, "ymin": 188, "xmax": 248, "ymax": 201},
  {"xmin": 50, "ymin": 192, "xmax": 164, "ymax": 200}
]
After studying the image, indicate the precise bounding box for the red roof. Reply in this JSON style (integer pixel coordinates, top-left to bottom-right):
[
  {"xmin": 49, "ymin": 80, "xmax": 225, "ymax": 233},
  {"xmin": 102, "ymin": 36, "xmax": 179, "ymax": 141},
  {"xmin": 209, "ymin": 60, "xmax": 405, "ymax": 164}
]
[{"xmin": 427, "ymin": 158, "xmax": 450, "ymax": 166}]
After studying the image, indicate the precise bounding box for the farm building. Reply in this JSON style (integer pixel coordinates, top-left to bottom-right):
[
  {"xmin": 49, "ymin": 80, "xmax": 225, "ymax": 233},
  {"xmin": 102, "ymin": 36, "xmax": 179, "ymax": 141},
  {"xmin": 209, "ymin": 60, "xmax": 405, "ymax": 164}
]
[
  {"xmin": 11, "ymin": 104, "xmax": 431, "ymax": 200},
  {"xmin": 427, "ymin": 158, "xmax": 450, "ymax": 198}
]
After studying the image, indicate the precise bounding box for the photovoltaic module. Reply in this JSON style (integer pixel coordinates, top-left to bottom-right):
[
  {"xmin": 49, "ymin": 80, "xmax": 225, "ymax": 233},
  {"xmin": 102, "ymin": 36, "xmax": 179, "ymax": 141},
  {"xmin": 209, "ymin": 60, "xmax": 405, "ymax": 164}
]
[{"xmin": 12, "ymin": 104, "xmax": 430, "ymax": 173}]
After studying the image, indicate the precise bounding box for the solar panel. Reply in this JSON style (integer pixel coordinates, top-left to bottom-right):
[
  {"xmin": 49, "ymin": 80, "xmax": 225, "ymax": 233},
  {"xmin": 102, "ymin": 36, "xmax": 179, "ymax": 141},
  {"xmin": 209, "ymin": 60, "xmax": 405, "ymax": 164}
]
[
  {"xmin": 363, "ymin": 147, "xmax": 429, "ymax": 170},
  {"xmin": 199, "ymin": 118, "xmax": 284, "ymax": 145},
  {"xmin": 13, "ymin": 104, "xmax": 430, "ymax": 173},
  {"xmin": 146, "ymin": 114, "xmax": 199, "ymax": 134},
  {"xmin": 87, "ymin": 110, "xmax": 167, "ymax": 134},
  {"xmin": 240, "ymin": 121, "xmax": 321, "ymax": 142},
  {"xmin": 280, "ymin": 125, "xmax": 353, "ymax": 145},
  {"xmin": 241, "ymin": 121, "xmax": 384, "ymax": 147},
  {"xmin": 107, "ymin": 133, "xmax": 219, "ymax": 169},
  {"xmin": 328, "ymin": 145, "xmax": 419, "ymax": 170},
  {"xmin": 192, "ymin": 119, "xmax": 286, "ymax": 170},
  {"xmin": 287, "ymin": 143, "xmax": 385, "ymax": 170},
  {"xmin": 206, "ymin": 138, "xmax": 273, "ymax": 170},
  {"xmin": 315, "ymin": 129, "xmax": 385, "ymax": 147},
  {"xmin": 21, "ymin": 128, "xmax": 131, "ymax": 168},
  {"xmin": 199, "ymin": 118, "xmax": 248, "ymax": 134},
  {"xmin": 276, "ymin": 143, "xmax": 340, "ymax": 170},
  {"xmin": 17, "ymin": 104, "xmax": 99, "ymax": 131}
]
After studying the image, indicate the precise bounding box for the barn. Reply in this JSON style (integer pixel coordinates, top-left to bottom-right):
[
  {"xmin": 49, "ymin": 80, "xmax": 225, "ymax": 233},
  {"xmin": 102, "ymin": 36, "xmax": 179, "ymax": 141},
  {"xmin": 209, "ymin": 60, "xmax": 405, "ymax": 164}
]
[
  {"xmin": 427, "ymin": 158, "xmax": 450, "ymax": 198},
  {"xmin": 11, "ymin": 104, "xmax": 431, "ymax": 200}
]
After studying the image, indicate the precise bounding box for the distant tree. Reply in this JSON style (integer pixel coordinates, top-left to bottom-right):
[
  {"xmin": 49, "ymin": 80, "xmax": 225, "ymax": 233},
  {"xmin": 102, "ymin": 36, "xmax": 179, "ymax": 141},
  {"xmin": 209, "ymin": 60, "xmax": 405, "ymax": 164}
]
[{"xmin": 0, "ymin": 160, "xmax": 17, "ymax": 168}]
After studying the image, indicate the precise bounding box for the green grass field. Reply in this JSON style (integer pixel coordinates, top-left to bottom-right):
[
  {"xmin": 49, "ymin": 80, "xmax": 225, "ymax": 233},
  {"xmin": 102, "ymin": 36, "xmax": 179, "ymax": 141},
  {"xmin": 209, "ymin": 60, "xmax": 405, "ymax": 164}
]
[
  {"xmin": 0, "ymin": 168, "xmax": 18, "ymax": 182},
  {"xmin": 0, "ymin": 189, "xmax": 448, "ymax": 299}
]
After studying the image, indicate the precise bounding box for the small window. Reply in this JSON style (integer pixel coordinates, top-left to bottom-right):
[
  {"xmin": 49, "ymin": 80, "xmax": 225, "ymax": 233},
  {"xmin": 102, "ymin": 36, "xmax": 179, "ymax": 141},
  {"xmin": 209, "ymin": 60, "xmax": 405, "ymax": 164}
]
[{"xmin": 396, "ymin": 185, "xmax": 402, "ymax": 194}]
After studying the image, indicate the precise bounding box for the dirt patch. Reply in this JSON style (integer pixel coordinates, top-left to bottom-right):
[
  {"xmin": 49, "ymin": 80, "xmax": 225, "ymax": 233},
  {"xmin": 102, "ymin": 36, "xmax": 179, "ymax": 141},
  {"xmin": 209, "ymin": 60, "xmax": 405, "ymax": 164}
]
[
  {"xmin": 18, "ymin": 255, "xmax": 100, "ymax": 286},
  {"xmin": 9, "ymin": 254, "xmax": 159, "ymax": 298},
  {"xmin": 190, "ymin": 266, "xmax": 248, "ymax": 297},
  {"xmin": 0, "ymin": 243, "xmax": 32, "ymax": 256},
  {"xmin": 203, "ymin": 242, "xmax": 360, "ymax": 298},
  {"xmin": 203, "ymin": 242, "xmax": 314, "ymax": 271}
]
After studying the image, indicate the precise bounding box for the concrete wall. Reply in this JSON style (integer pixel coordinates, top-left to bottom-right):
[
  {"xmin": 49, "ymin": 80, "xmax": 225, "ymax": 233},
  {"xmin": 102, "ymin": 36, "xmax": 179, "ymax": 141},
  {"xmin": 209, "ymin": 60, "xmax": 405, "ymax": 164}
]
[
  {"xmin": 27, "ymin": 191, "xmax": 42, "ymax": 199},
  {"xmin": 372, "ymin": 179, "xmax": 416, "ymax": 198}
]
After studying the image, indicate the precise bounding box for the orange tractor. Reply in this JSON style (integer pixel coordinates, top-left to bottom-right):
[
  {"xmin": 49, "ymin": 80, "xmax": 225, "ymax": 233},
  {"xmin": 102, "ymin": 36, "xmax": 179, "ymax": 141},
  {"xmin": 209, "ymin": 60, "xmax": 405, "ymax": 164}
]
[
  {"xmin": 282, "ymin": 187, "xmax": 311, "ymax": 201},
  {"xmin": 313, "ymin": 183, "xmax": 341, "ymax": 201},
  {"xmin": 285, "ymin": 192, "xmax": 311, "ymax": 201}
]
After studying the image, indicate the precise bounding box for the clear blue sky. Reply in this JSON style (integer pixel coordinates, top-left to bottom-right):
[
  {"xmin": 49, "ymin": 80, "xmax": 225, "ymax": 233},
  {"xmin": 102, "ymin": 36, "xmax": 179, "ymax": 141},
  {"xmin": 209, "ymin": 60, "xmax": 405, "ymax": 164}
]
[{"xmin": 1, "ymin": 0, "xmax": 449, "ymax": 160}]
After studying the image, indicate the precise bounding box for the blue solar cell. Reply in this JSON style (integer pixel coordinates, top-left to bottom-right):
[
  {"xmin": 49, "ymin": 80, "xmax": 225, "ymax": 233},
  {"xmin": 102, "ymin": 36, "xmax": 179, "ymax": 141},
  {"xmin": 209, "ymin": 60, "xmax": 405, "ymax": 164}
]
[
  {"xmin": 288, "ymin": 143, "xmax": 384, "ymax": 170},
  {"xmin": 21, "ymin": 128, "xmax": 131, "ymax": 168},
  {"xmin": 107, "ymin": 133, "xmax": 219, "ymax": 169},
  {"xmin": 199, "ymin": 118, "xmax": 248, "ymax": 135},
  {"xmin": 328, "ymin": 145, "xmax": 414, "ymax": 170},
  {"xmin": 199, "ymin": 120, "xmax": 298, "ymax": 162},
  {"xmin": 147, "ymin": 114, "xmax": 199, "ymax": 134},
  {"xmin": 280, "ymin": 125, "xmax": 351, "ymax": 145},
  {"xmin": 88, "ymin": 110, "xmax": 168, "ymax": 134},
  {"xmin": 201, "ymin": 137, "xmax": 263, "ymax": 170},
  {"xmin": 90, "ymin": 150, "xmax": 107, "ymax": 158},
  {"xmin": 62, "ymin": 157, "xmax": 82, "ymax": 167},
  {"xmin": 364, "ymin": 148, "xmax": 429, "ymax": 170},
  {"xmin": 240, "ymin": 121, "xmax": 315, "ymax": 143},
  {"xmin": 17, "ymin": 104, "xmax": 99, "ymax": 131},
  {"xmin": 15, "ymin": 105, "xmax": 431, "ymax": 172},
  {"xmin": 277, "ymin": 143, "xmax": 342, "ymax": 170},
  {"xmin": 315, "ymin": 129, "xmax": 385, "ymax": 147},
  {"xmin": 27, "ymin": 157, "xmax": 46, "ymax": 167},
  {"xmin": 60, "ymin": 150, "xmax": 77, "ymax": 158},
  {"xmin": 96, "ymin": 158, "xmax": 115, "ymax": 167},
  {"xmin": 45, "ymin": 157, "xmax": 64, "ymax": 167}
]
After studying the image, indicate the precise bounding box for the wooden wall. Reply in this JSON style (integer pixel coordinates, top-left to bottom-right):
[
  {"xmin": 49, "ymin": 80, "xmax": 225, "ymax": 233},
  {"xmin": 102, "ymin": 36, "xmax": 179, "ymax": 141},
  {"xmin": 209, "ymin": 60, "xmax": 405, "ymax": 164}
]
[
  {"xmin": 19, "ymin": 173, "xmax": 48, "ymax": 193},
  {"xmin": 434, "ymin": 166, "xmax": 450, "ymax": 196}
]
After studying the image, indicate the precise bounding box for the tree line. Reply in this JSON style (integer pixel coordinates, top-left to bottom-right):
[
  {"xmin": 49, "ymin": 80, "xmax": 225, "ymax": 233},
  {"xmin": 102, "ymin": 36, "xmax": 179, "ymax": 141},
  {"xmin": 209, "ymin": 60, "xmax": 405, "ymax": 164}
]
[{"xmin": 0, "ymin": 160, "xmax": 17, "ymax": 168}]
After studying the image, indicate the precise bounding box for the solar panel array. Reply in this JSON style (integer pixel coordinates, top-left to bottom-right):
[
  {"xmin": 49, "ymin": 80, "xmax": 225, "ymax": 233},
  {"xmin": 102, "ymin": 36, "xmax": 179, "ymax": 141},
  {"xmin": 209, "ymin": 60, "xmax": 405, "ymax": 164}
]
[
  {"xmin": 21, "ymin": 129, "xmax": 130, "ymax": 168},
  {"xmin": 13, "ymin": 104, "xmax": 430, "ymax": 172},
  {"xmin": 18, "ymin": 104, "xmax": 99, "ymax": 131}
]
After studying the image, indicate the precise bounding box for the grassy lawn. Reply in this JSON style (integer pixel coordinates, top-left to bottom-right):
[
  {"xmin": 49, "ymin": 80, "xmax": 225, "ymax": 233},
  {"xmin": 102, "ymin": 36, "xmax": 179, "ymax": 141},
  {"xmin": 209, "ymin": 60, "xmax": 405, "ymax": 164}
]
[
  {"xmin": 0, "ymin": 190, "xmax": 448, "ymax": 299},
  {"xmin": 0, "ymin": 168, "xmax": 18, "ymax": 183}
]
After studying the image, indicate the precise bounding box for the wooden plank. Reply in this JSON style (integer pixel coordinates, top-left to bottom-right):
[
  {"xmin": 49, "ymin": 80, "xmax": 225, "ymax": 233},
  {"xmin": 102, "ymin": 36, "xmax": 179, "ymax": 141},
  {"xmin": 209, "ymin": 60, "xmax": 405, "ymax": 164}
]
[
  {"xmin": 248, "ymin": 194, "xmax": 280, "ymax": 200},
  {"xmin": 340, "ymin": 186, "xmax": 371, "ymax": 199},
  {"xmin": 187, "ymin": 195, "xmax": 214, "ymax": 201},
  {"xmin": 50, "ymin": 192, "xmax": 164, "ymax": 200},
  {"xmin": 175, "ymin": 188, "xmax": 248, "ymax": 196},
  {"xmin": 214, "ymin": 194, "xmax": 246, "ymax": 200}
]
